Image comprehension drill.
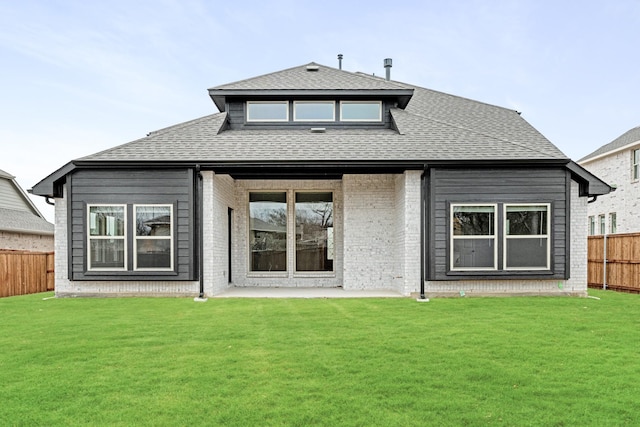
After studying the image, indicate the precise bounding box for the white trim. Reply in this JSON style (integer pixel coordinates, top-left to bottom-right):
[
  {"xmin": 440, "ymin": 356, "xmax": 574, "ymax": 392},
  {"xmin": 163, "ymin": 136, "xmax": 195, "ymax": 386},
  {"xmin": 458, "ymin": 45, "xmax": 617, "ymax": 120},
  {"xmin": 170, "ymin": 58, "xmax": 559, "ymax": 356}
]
[
  {"xmin": 246, "ymin": 101, "xmax": 289, "ymax": 122},
  {"xmin": 339, "ymin": 100, "xmax": 382, "ymax": 122},
  {"xmin": 450, "ymin": 203, "xmax": 497, "ymax": 271},
  {"xmin": 133, "ymin": 204, "xmax": 174, "ymax": 271},
  {"xmin": 293, "ymin": 101, "xmax": 335, "ymax": 122},
  {"xmin": 503, "ymin": 203, "xmax": 550, "ymax": 270},
  {"xmin": 87, "ymin": 204, "xmax": 127, "ymax": 271},
  {"xmin": 580, "ymin": 140, "xmax": 640, "ymax": 165},
  {"xmin": 293, "ymin": 190, "xmax": 335, "ymax": 273},
  {"xmin": 248, "ymin": 190, "xmax": 288, "ymax": 273}
]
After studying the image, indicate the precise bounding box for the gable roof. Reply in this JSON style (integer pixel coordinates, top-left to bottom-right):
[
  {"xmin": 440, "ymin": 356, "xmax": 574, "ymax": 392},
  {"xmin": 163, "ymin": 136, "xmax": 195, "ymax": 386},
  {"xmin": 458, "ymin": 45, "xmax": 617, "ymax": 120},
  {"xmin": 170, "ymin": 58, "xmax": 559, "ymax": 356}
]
[
  {"xmin": 0, "ymin": 169, "xmax": 53, "ymax": 235},
  {"xmin": 579, "ymin": 126, "xmax": 640, "ymax": 164},
  {"xmin": 32, "ymin": 62, "xmax": 609, "ymax": 197}
]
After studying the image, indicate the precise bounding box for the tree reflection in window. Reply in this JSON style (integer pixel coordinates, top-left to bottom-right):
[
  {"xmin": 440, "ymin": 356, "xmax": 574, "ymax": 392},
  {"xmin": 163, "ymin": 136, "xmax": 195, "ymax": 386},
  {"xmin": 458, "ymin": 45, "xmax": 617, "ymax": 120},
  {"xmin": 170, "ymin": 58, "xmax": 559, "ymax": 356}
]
[
  {"xmin": 295, "ymin": 192, "xmax": 333, "ymax": 272},
  {"xmin": 250, "ymin": 192, "xmax": 287, "ymax": 271}
]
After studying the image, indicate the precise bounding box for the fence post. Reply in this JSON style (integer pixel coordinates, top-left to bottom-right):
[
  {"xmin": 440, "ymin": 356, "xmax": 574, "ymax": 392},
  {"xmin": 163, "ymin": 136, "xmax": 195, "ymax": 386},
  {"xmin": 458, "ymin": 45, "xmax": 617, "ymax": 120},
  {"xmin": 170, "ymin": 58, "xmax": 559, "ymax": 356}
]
[{"xmin": 603, "ymin": 232, "xmax": 607, "ymax": 290}]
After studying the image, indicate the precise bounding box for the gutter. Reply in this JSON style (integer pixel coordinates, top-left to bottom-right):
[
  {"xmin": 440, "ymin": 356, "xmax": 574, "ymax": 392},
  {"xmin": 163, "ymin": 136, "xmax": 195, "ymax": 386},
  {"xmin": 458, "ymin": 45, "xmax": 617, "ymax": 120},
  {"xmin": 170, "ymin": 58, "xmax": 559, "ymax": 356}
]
[
  {"xmin": 418, "ymin": 165, "xmax": 429, "ymax": 302},
  {"xmin": 194, "ymin": 165, "xmax": 207, "ymax": 302}
]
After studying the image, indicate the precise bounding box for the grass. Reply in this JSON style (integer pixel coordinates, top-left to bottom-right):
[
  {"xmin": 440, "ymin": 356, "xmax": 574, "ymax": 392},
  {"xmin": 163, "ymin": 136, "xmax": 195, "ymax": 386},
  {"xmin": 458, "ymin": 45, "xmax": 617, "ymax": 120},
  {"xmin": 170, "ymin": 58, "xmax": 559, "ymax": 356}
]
[{"xmin": 1, "ymin": 290, "xmax": 639, "ymax": 426}]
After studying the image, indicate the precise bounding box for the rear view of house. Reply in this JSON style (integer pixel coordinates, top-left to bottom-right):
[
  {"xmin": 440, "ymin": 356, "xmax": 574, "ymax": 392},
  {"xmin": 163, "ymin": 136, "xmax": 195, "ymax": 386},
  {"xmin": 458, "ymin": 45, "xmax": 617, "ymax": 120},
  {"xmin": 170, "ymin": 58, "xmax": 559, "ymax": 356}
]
[{"xmin": 31, "ymin": 61, "xmax": 610, "ymax": 297}]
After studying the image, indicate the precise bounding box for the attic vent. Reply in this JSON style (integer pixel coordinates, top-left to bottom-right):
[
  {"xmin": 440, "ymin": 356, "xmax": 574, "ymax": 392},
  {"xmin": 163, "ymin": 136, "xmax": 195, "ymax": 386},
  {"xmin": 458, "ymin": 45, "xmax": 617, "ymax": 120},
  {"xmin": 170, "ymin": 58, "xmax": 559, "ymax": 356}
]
[{"xmin": 306, "ymin": 65, "xmax": 320, "ymax": 71}]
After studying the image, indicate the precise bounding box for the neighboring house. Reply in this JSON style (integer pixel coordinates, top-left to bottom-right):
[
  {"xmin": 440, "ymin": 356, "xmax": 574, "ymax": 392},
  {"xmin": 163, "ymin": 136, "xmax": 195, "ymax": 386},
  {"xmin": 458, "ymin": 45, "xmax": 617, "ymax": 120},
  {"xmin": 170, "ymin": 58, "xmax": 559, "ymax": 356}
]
[
  {"xmin": 31, "ymin": 61, "xmax": 610, "ymax": 298},
  {"xmin": 579, "ymin": 126, "xmax": 640, "ymax": 235},
  {"xmin": 0, "ymin": 169, "xmax": 54, "ymax": 251}
]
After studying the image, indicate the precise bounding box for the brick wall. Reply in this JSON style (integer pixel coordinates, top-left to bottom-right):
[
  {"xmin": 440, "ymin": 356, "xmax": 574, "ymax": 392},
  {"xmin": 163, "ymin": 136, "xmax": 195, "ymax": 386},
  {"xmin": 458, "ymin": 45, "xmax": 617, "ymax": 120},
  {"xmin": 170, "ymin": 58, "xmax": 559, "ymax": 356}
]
[
  {"xmin": 0, "ymin": 231, "xmax": 53, "ymax": 252},
  {"xmin": 582, "ymin": 150, "xmax": 640, "ymax": 234}
]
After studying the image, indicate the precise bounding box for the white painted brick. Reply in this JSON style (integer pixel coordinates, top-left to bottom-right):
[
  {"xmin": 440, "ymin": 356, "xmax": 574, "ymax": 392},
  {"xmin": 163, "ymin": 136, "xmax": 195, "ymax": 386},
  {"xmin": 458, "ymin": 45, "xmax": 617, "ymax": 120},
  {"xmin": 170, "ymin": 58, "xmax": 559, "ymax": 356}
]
[{"xmin": 582, "ymin": 149, "xmax": 639, "ymax": 233}]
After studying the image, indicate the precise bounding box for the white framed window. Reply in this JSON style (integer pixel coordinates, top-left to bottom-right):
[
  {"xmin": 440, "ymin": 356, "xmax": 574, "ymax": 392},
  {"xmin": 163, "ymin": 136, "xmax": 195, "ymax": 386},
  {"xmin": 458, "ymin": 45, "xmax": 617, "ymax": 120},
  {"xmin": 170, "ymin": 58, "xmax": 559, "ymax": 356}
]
[
  {"xmin": 598, "ymin": 214, "xmax": 606, "ymax": 235},
  {"xmin": 588, "ymin": 216, "xmax": 596, "ymax": 236},
  {"xmin": 633, "ymin": 149, "xmax": 640, "ymax": 180},
  {"xmin": 87, "ymin": 205, "xmax": 126, "ymax": 271},
  {"xmin": 134, "ymin": 205, "xmax": 173, "ymax": 270},
  {"xmin": 451, "ymin": 204, "xmax": 497, "ymax": 271},
  {"xmin": 295, "ymin": 192, "xmax": 334, "ymax": 272},
  {"xmin": 340, "ymin": 101, "xmax": 382, "ymax": 122},
  {"xmin": 293, "ymin": 101, "xmax": 335, "ymax": 122},
  {"xmin": 504, "ymin": 204, "xmax": 550, "ymax": 270},
  {"xmin": 609, "ymin": 212, "xmax": 617, "ymax": 234},
  {"xmin": 249, "ymin": 192, "xmax": 288, "ymax": 272},
  {"xmin": 246, "ymin": 101, "xmax": 289, "ymax": 122}
]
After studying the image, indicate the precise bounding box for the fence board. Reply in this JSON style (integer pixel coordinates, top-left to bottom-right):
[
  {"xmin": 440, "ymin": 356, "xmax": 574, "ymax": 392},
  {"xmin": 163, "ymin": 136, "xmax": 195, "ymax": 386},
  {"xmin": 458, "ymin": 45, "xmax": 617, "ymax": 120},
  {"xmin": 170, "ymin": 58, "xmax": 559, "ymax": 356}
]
[
  {"xmin": 0, "ymin": 251, "xmax": 55, "ymax": 297},
  {"xmin": 588, "ymin": 233, "xmax": 640, "ymax": 293}
]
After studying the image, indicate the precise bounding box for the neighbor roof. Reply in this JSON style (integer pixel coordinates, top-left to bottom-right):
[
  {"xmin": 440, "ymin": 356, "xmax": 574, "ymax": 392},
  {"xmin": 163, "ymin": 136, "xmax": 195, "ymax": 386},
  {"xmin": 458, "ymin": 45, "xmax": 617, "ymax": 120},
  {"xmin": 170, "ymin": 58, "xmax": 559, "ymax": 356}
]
[
  {"xmin": 579, "ymin": 126, "xmax": 640, "ymax": 163},
  {"xmin": 0, "ymin": 169, "xmax": 53, "ymax": 235}
]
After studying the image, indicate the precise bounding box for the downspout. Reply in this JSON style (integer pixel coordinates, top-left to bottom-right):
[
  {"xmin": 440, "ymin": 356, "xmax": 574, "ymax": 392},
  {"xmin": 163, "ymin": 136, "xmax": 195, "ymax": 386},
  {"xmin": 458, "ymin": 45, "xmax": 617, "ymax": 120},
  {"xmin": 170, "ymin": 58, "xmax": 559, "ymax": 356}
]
[
  {"xmin": 603, "ymin": 229, "xmax": 607, "ymax": 290},
  {"xmin": 196, "ymin": 165, "xmax": 205, "ymax": 300},
  {"xmin": 419, "ymin": 165, "xmax": 428, "ymax": 300}
]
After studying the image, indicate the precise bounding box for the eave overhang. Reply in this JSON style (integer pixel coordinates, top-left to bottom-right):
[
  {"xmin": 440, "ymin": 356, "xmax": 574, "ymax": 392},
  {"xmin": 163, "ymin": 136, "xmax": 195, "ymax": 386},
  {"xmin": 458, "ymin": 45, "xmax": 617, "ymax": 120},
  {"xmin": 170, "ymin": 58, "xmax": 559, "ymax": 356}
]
[{"xmin": 208, "ymin": 89, "xmax": 415, "ymax": 112}]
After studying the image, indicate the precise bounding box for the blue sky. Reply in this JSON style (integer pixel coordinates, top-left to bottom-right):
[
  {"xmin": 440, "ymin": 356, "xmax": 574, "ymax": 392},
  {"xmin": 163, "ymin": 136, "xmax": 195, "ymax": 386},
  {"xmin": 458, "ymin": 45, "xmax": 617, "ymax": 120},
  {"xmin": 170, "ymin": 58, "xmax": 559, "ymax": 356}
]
[{"xmin": 1, "ymin": 0, "xmax": 639, "ymax": 220}]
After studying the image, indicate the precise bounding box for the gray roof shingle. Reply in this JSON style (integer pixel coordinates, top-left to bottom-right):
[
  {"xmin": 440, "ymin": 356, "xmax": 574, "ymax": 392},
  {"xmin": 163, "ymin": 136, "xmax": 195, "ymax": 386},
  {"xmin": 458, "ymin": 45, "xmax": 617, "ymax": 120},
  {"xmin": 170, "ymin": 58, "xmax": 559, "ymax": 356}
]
[
  {"xmin": 579, "ymin": 126, "xmax": 640, "ymax": 163},
  {"xmin": 0, "ymin": 207, "xmax": 54, "ymax": 235},
  {"xmin": 80, "ymin": 63, "xmax": 567, "ymax": 163}
]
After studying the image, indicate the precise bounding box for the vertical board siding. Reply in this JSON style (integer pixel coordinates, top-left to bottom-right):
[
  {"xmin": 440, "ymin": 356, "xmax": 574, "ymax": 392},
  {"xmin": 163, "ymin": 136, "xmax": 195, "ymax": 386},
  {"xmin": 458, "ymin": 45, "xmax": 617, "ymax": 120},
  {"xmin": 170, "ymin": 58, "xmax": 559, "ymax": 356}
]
[
  {"xmin": 0, "ymin": 251, "xmax": 54, "ymax": 297},
  {"xmin": 69, "ymin": 169, "xmax": 194, "ymax": 281},
  {"xmin": 588, "ymin": 233, "xmax": 640, "ymax": 293},
  {"xmin": 429, "ymin": 167, "xmax": 568, "ymax": 280}
]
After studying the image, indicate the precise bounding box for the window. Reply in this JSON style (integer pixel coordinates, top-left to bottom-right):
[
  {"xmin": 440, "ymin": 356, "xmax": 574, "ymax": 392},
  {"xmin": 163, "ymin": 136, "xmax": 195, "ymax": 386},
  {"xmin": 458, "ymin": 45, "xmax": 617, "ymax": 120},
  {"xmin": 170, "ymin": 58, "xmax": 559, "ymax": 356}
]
[
  {"xmin": 634, "ymin": 149, "xmax": 640, "ymax": 180},
  {"xmin": 340, "ymin": 101, "xmax": 382, "ymax": 121},
  {"xmin": 134, "ymin": 205, "xmax": 173, "ymax": 270},
  {"xmin": 589, "ymin": 216, "xmax": 596, "ymax": 236},
  {"xmin": 295, "ymin": 192, "xmax": 333, "ymax": 272},
  {"xmin": 504, "ymin": 204, "xmax": 550, "ymax": 270},
  {"xmin": 246, "ymin": 101, "xmax": 288, "ymax": 122},
  {"xmin": 293, "ymin": 101, "xmax": 335, "ymax": 121},
  {"xmin": 249, "ymin": 192, "xmax": 287, "ymax": 271},
  {"xmin": 599, "ymin": 214, "xmax": 606, "ymax": 235},
  {"xmin": 609, "ymin": 212, "xmax": 617, "ymax": 234},
  {"xmin": 451, "ymin": 205, "xmax": 497, "ymax": 270},
  {"xmin": 88, "ymin": 205, "xmax": 126, "ymax": 270}
]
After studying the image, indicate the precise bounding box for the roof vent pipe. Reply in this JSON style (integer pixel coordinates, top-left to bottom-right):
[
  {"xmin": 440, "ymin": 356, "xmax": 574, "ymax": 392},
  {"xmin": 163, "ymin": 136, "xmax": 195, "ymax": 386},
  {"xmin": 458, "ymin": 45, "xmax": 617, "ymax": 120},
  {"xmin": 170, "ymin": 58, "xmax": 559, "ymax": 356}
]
[
  {"xmin": 384, "ymin": 58, "xmax": 392, "ymax": 81},
  {"xmin": 338, "ymin": 54, "xmax": 343, "ymax": 70}
]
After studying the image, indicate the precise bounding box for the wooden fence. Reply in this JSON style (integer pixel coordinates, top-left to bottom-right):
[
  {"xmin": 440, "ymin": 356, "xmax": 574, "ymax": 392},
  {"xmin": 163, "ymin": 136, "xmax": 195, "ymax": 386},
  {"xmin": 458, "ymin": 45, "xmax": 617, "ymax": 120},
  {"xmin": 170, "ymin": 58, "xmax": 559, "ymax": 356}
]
[
  {"xmin": 588, "ymin": 233, "xmax": 640, "ymax": 293},
  {"xmin": 0, "ymin": 251, "xmax": 54, "ymax": 298}
]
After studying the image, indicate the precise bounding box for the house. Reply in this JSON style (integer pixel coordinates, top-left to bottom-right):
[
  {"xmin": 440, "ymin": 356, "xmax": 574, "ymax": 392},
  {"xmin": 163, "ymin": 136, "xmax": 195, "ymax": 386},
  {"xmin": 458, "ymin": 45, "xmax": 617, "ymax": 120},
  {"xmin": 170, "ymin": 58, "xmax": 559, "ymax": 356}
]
[
  {"xmin": 31, "ymin": 61, "xmax": 610, "ymax": 298},
  {"xmin": 0, "ymin": 169, "xmax": 54, "ymax": 251},
  {"xmin": 579, "ymin": 126, "xmax": 640, "ymax": 235}
]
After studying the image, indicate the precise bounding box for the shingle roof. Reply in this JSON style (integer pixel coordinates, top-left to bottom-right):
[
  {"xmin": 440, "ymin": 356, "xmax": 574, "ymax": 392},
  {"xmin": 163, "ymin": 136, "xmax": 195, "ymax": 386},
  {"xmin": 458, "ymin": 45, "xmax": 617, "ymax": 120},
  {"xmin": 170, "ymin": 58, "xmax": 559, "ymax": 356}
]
[
  {"xmin": 579, "ymin": 126, "xmax": 640, "ymax": 163},
  {"xmin": 79, "ymin": 63, "xmax": 567, "ymax": 163},
  {"xmin": 0, "ymin": 207, "xmax": 54, "ymax": 235},
  {"xmin": 210, "ymin": 62, "xmax": 410, "ymax": 91}
]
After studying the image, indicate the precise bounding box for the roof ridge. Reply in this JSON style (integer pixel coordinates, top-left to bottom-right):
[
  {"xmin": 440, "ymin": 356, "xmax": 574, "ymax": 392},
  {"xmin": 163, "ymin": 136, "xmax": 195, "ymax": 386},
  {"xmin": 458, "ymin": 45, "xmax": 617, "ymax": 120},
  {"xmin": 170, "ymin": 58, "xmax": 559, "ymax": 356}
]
[{"xmin": 210, "ymin": 62, "xmax": 412, "ymax": 91}]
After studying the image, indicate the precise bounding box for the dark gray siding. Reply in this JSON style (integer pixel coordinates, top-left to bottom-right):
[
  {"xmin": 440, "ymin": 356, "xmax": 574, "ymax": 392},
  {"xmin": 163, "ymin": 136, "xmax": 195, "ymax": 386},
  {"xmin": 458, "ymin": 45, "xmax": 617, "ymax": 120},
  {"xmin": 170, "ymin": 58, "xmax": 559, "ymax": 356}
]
[
  {"xmin": 226, "ymin": 100, "xmax": 393, "ymax": 130},
  {"xmin": 69, "ymin": 168, "xmax": 194, "ymax": 281},
  {"xmin": 428, "ymin": 167, "xmax": 569, "ymax": 280}
]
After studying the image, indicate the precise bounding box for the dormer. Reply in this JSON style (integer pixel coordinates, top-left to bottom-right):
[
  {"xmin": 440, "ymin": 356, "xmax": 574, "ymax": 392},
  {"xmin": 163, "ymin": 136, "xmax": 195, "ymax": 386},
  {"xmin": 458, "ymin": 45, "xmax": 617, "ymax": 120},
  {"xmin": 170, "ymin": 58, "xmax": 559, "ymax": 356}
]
[{"xmin": 207, "ymin": 62, "xmax": 414, "ymax": 130}]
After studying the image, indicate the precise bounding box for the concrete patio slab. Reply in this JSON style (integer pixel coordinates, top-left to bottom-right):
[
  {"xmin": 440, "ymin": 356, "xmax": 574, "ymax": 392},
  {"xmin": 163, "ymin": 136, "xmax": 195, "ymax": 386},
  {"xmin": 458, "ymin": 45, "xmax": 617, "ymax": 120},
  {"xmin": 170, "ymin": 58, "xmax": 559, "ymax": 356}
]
[{"xmin": 212, "ymin": 287, "xmax": 405, "ymax": 298}]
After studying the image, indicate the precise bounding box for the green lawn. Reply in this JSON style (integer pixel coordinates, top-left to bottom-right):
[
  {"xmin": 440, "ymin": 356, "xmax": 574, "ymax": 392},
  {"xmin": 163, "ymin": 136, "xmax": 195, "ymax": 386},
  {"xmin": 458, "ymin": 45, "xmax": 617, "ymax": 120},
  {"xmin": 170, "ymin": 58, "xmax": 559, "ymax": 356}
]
[{"xmin": 1, "ymin": 290, "xmax": 639, "ymax": 426}]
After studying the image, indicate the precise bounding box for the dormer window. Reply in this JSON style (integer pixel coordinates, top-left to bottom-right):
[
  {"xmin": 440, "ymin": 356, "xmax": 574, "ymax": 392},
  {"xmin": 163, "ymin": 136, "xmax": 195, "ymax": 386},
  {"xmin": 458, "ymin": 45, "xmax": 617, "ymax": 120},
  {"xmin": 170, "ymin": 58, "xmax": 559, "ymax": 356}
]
[
  {"xmin": 293, "ymin": 101, "xmax": 335, "ymax": 122},
  {"xmin": 340, "ymin": 101, "xmax": 382, "ymax": 122},
  {"xmin": 247, "ymin": 101, "xmax": 289, "ymax": 122}
]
